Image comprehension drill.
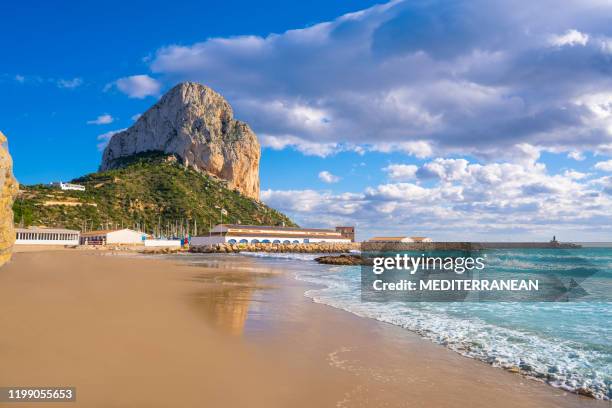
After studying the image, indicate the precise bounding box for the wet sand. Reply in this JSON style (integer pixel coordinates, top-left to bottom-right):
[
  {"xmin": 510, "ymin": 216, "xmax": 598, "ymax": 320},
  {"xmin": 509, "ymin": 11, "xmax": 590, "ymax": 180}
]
[{"xmin": 0, "ymin": 250, "xmax": 605, "ymax": 407}]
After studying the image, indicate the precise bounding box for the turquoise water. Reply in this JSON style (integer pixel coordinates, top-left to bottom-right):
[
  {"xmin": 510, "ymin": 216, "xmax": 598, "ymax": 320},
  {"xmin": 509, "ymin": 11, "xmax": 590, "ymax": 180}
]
[{"xmin": 246, "ymin": 248, "xmax": 612, "ymax": 399}]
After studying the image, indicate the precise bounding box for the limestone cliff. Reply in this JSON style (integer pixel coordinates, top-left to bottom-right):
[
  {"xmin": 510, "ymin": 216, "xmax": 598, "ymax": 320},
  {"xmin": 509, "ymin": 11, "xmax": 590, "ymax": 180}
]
[
  {"xmin": 100, "ymin": 82, "xmax": 260, "ymax": 200},
  {"xmin": 0, "ymin": 131, "xmax": 18, "ymax": 267}
]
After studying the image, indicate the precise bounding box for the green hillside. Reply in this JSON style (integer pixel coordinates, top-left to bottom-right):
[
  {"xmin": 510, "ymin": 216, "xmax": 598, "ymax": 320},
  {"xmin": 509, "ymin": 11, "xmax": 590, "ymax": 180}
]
[{"xmin": 13, "ymin": 152, "xmax": 296, "ymax": 235}]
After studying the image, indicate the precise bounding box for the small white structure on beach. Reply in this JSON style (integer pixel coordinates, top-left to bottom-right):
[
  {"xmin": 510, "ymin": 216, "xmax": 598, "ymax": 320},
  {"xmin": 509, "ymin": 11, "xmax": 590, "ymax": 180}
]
[
  {"xmin": 50, "ymin": 182, "xmax": 86, "ymax": 191},
  {"xmin": 144, "ymin": 239, "xmax": 182, "ymax": 248},
  {"xmin": 15, "ymin": 227, "xmax": 80, "ymax": 245},
  {"xmin": 191, "ymin": 224, "xmax": 352, "ymax": 246},
  {"xmin": 80, "ymin": 228, "xmax": 146, "ymax": 245},
  {"xmin": 368, "ymin": 236, "xmax": 433, "ymax": 243}
]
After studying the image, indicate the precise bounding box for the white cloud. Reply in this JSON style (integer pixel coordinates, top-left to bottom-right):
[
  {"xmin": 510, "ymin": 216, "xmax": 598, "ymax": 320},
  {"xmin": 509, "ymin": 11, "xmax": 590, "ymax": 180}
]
[
  {"xmin": 563, "ymin": 169, "xmax": 589, "ymax": 180},
  {"xmin": 110, "ymin": 75, "xmax": 161, "ymax": 99},
  {"xmin": 87, "ymin": 114, "xmax": 114, "ymax": 125},
  {"xmin": 131, "ymin": 113, "xmax": 142, "ymax": 121},
  {"xmin": 57, "ymin": 78, "xmax": 83, "ymax": 89},
  {"xmin": 263, "ymin": 156, "xmax": 612, "ymax": 240},
  {"xmin": 318, "ymin": 170, "xmax": 341, "ymax": 183},
  {"xmin": 574, "ymin": 92, "xmax": 612, "ymax": 138},
  {"xmin": 568, "ymin": 151, "xmax": 585, "ymax": 161},
  {"xmin": 549, "ymin": 29, "xmax": 589, "ymax": 47},
  {"xmin": 11, "ymin": 74, "xmax": 83, "ymax": 88},
  {"xmin": 96, "ymin": 128, "xmax": 126, "ymax": 151},
  {"xmin": 372, "ymin": 141, "xmax": 433, "ymax": 159},
  {"xmin": 261, "ymin": 134, "xmax": 343, "ymax": 157},
  {"xmin": 144, "ymin": 0, "xmax": 612, "ymax": 159},
  {"xmin": 384, "ymin": 164, "xmax": 418, "ymax": 180},
  {"xmin": 595, "ymin": 160, "xmax": 612, "ymax": 172}
]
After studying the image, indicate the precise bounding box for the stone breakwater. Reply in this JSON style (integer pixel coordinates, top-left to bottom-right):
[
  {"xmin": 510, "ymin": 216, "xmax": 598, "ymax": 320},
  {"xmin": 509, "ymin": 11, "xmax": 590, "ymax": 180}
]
[
  {"xmin": 361, "ymin": 242, "xmax": 581, "ymax": 251},
  {"xmin": 314, "ymin": 254, "xmax": 370, "ymax": 265},
  {"xmin": 0, "ymin": 131, "xmax": 18, "ymax": 267},
  {"xmin": 190, "ymin": 242, "xmax": 360, "ymax": 254}
]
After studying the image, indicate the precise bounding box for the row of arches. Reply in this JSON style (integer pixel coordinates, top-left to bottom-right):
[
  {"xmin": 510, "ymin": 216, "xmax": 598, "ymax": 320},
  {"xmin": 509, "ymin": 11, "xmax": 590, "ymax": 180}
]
[{"xmin": 227, "ymin": 239, "xmax": 301, "ymax": 245}]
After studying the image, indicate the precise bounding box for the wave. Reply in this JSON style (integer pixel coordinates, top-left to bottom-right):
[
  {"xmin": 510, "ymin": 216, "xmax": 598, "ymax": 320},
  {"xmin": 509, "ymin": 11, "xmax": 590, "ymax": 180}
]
[
  {"xmin": 293, "ymin": 264, "xmax": 611, "ymax": 400},
  {"xmin": 231, "ymin": 248, "xmax": 611, "ymax": 399}
]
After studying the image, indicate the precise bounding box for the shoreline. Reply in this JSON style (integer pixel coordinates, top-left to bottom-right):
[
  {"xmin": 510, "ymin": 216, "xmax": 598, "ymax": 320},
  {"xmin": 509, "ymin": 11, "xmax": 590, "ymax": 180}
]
[{"xmin": 0, "ymin": 249, "xmax": 606, "ymax": 407}]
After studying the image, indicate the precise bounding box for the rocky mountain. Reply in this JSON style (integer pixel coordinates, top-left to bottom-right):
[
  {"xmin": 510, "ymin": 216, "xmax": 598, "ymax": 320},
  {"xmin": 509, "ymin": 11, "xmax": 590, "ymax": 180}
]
[
  {"xmin": 0, "ymin": 131, "xmax": 18, "ymax": 267},
  {"xmin": 100, "ymin": 82, "xmax": 260, "ymax": 200}
]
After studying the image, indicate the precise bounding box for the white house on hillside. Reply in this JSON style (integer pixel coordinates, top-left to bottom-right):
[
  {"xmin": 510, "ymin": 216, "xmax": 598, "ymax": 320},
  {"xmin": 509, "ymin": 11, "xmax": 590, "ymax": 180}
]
[{"xmin": 50, "ymin": 182, "xmax": 85, "ymax": 191}]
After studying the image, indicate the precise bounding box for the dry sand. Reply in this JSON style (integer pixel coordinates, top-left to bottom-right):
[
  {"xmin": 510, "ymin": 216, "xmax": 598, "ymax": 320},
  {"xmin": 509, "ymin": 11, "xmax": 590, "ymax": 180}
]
[{"xmin": 0, "ymin": 250, "xmax": 606, "ymax": 407}]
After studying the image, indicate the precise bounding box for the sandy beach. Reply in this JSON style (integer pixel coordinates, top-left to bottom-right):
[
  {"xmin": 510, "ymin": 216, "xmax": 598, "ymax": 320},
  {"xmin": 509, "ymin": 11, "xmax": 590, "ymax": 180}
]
[{"xmin": 0, "ymin": 250, "xmax": 606, "ymax": 407}]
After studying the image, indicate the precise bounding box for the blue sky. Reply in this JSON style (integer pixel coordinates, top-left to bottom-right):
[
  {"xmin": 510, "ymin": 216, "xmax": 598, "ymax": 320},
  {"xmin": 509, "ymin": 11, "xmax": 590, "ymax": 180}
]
[
  {"xmin": 2, "ymin": 0, "xmax": 612, "ymax": 240},
  {"xmin": 0, "ymin": 0, "xmax": 381, "ymax": 185}
]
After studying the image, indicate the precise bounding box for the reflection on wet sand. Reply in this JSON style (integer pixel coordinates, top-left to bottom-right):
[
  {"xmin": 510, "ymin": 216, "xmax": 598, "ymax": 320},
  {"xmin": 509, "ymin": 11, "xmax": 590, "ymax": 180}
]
[
  {"xmin": 183, "ymin": 255, "xmax": 279, "ymax": 335},
  {"xmin": 192, "ymin": 285, "xmax": 253, "ymax": 335}
]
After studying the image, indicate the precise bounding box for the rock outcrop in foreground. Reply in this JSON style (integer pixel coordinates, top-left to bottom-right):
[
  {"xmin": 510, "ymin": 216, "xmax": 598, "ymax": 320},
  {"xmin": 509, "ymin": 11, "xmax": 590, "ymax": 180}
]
[
  {"xmin": 101, "ymin": 82, "xmax": 260, "ymax": 200},
  {"xmin": 0, "ymin": 131, "xmax": 18, "ymax": 267}
]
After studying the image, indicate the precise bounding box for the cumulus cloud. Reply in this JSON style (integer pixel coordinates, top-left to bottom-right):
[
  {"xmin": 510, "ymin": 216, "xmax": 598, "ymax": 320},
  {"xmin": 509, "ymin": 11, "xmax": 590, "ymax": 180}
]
[
  {"xmin": 144, "ymin": 0, "xmax": 612, "ymax": 159},
  {"xmin": 384, "ymin": 164, "xmax": 418, "ymax": 180},
  {"xmin": 96, "ymin": 128, "xmax": 126, "ymax": 151},
  {"xmin": 263, "ymin": 156, "xmax": 611, "ymax": 240},
  {"xmin": 371, "ymin": 141, "xmax": 433, "ymax": 159},
  {"xmin": 595, "ymin": 160, "xmax": 612, "ymax": 172},
  {"xmin": 568, "ymin": 151, "xmax": 585, "ymax": 161},
  {"xmin": 318, "ymin": 170, "xmax": 341, "ymax": 183},
  {"xmin": 87, "ymin": 114, "xmax": 114, "ymax": 125},
  {"xmin": 261, "ymin": 134, "xmax": 344, "ymax": 157},
  {"xmin": 109, "ymin": 75, "xmax": 161, "ymax": 98},
  {"xmin": 549, "ymin": 29, "xmax": 589, "ymax": 47}
]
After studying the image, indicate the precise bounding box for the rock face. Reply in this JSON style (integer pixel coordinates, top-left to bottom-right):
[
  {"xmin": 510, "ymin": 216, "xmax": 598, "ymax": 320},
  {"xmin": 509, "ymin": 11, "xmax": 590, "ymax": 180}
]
[
  {"xmin": 0, "ymin": 131, "xmax": 18, "ymax": 267},
  {"xmin": 100, "ymin": 82, "xmax": 260, "ymax": 199}
]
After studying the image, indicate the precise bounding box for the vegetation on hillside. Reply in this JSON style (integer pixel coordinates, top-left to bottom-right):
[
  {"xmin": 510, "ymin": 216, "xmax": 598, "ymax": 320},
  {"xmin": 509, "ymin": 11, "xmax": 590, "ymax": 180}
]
[{"xmin": 13, "ymin": 152, "xmax": 296, "ymax": 236}]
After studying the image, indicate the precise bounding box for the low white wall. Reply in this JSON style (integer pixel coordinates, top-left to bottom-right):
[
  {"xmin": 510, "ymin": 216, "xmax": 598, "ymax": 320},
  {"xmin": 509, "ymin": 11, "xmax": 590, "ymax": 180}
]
[
  {"xmin": 190, "ymin": 235, "xmax": 350, "ymax": 246},
  {"xmin": 144, "ymin": 239, "xmax": 182, "ymax": 247},
  {"xmin": 106, "ymin": 230, "xmax": 145, "ymax": 244},
  {"xmin": 190, "ymin": 236, "xmax": 226, "ymax": 246},
  {"xmin": 15, "ymin": 239, "xmax": 79, "ymax": 246}
]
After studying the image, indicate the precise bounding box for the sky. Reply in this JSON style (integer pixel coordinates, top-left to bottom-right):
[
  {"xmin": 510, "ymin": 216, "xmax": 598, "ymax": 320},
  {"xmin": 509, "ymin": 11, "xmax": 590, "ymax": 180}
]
[{"xmin": 2, "ymin": 0, "xmax": 612, "ymax": 241}]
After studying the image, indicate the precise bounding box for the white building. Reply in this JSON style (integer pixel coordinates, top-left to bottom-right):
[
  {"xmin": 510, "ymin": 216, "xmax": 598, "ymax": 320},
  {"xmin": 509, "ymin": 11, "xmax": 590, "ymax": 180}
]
[
  {"xmin": 368, "ymin": 236, "xmax": 433, "ymax": 243},
  {"xmin": 15, "ymin": 227, "xmax": 80, "ymax": 245},
  {"xmin": 191, "ymin": 224, "xmax": 352, "ymax": 246},
  {"xmin": 80, "ymin": 228, "xmax": 147, "ymax": 245},
  {"xmin": 50, "ymin": 182, "xmax": 85, "ymax": 191}
]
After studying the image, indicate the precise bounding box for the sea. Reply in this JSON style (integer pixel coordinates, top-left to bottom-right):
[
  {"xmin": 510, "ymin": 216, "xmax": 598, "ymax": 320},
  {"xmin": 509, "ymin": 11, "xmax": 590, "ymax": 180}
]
[{"xmin": 242, "ymin": 247, "xmax": 612, "ymax": 400}]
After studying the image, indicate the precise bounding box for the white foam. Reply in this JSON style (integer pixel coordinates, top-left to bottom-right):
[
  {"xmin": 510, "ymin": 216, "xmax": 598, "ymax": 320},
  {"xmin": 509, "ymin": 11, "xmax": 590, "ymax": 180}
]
[{"xmin": 294, "ymin": 265, "xmax": 611, "ymax": 400}]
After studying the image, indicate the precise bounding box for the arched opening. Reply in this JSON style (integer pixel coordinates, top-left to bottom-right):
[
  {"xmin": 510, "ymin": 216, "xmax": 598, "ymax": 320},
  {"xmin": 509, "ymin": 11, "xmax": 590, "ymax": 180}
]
[
  {"xmin": 283, "ymin": 240, "xmax": 290, "ymax": 244},
  {"xmin": 292, "ymin": 240, "xmax": 299, "ymax": 244},
  {"xmin": 228, "ymin": 239, "xmax": 237, "ymax": 244},
  {"xmin": 273, "ymin": 239, "xmax": 281, "ymax": 244},
  {"xmin": 251, "ymin": 239, "xmax": 260, "ymax": 244},
  {"xmin": 262, "ymin": 239, "xmax": 271, "ymax": 244},
  {"xmin": 239, "ymin": 239, "xmax": 248, "ymax": 244}
]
